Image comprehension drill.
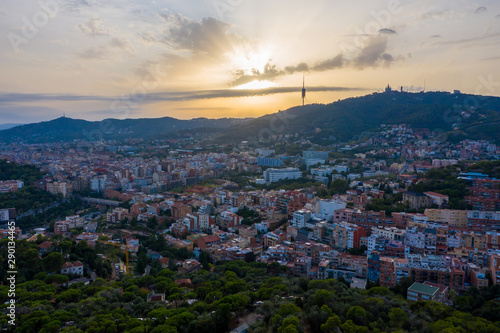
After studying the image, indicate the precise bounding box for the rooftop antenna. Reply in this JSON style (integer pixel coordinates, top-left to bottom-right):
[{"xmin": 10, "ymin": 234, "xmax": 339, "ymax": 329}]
[{"xmin": 302, "ymin": 74, "xmax": 306, "ymax": 106}]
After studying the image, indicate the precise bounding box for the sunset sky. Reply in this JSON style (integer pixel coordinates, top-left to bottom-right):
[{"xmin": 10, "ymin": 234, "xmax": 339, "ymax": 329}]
[{"xmin": 1, "ymin": 0, "xmax": 500, "ymax": 124}]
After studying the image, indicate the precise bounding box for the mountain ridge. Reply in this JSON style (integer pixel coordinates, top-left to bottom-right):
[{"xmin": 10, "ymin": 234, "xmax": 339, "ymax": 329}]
[
  {"xmin": 1, "ymin": 90, "xmax": 499, "ymax": 144},
  {"xmin": 0, "ymin": 115, "xmax": 249, "ymax": 143},
  {"xmin": 220, "ymin": 90, "xmax": 500, "ymax": 144}
]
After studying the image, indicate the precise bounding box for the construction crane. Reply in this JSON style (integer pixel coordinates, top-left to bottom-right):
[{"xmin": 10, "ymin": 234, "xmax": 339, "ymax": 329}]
[{"xmin": 97, "ymin": 239, "xmax": 131, "ymax": 274}]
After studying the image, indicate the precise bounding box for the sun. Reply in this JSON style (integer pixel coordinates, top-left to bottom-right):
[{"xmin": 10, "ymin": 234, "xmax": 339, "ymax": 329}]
[
  {"xmin": 229, "ymin": 46, "xmax": 276, "ymax": 89},
  {"xmin": 233, "ymin": 80, "xmax": 275, "ymax": 90},
  {"xmin": 231, "ymin": 45, "xmax": 271, "ymax": 74},
  {"xmin": 227, "ymin": 44, "xmax": 277, "ymax": 90}
]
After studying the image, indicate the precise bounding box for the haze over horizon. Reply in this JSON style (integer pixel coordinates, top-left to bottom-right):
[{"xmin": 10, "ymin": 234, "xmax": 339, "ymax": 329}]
[{"xmin": 1, "ymin": 0, "xmax": 500, "ymax": 124}]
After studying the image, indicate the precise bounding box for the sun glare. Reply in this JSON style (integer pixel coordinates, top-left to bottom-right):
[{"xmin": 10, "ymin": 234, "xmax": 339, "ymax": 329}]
[
  {"xmin": 231, "ymin": 46, "xmax": 272, "ymax": 75},
  {"xmin": 233, "ymin": 80, "xmax": 275, "ymax": 90}
]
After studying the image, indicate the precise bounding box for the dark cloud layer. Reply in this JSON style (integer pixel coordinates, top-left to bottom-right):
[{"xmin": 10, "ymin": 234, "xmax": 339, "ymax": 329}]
[
  {"xmin": 379, "ymin": 28, "xmax": 397, "ymax": 35},
  {"xmin": 475, "ymin": 6, "xmax": 487, "ymax": 14},
  {"xmin": 0, "ymin": 86, "xmax": 366, "ymax": 105}
]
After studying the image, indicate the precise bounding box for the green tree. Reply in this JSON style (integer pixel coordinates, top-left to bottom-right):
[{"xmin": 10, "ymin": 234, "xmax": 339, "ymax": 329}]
[
  {"xmin": 214, "ymin": 303, "xmax": 232, "ymax": 331},
  {"xmin": 321, "ymin": 315, "xmax": 342, "ymax": 333},
  {"xmin": 278, "ymin": 316, "xmax": 300, "ymax": 333},
  {"xmin": 58, "ymin": 240, "xmax": 73, "ymax": 256},
  {"xmin": 342, "ymin": 320, "xmax": 369, "ymax": 333},
  {"xmin": 43, "ymin": 252, "xmax": 64, "ymax": 273},
  {"xmin": 389, "ymin": 308, "xmax": 407, "ymax": 328},
  {"xmin": 347, "ymin": 306, "xmax": 367, "ymax": 326},
  {"xmin": 329, "ymin": 179, "xmax": 350, "ymax": 195},
  {"xmin": 136, "ymin": 246, "xmax": 148, "ymax": 274},
  {"xmin": 279, "ymin": 303, "xmax": 302, "ymax": 317}
]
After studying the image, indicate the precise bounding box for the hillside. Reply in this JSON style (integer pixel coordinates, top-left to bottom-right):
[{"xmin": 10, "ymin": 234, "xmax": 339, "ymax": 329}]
[
  {"xmin": 221, "ymin": 91, "xmax": 500, "ymax": 144},
  {"xmin": 1, "ymin": 91, "xmax": 499, "ymax": 144},
  {"xmin": 0, "ymin": 116, "xmax": 248, "ymax": 143}
]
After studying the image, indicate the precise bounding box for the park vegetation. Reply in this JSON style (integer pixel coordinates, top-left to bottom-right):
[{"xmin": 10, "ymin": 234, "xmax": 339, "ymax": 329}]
[{"xmin": 1, "ymin": 237, "xmax": 500, "ymax": 333}]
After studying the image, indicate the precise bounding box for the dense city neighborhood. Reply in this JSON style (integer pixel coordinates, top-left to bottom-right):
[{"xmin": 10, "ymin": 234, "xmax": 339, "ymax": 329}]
[{"xmin": 1, "ymin": 125, "xmax": 499, "ymax": 308}]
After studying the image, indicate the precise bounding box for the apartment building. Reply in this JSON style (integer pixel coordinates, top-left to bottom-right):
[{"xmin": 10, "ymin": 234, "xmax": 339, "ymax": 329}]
[{"xmin": 425, "ymin": 209, "xmax": 467, "ymax": 228}]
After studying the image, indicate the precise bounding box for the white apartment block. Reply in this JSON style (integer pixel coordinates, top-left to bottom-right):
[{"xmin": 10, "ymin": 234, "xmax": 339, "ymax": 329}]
[{"xmin": 263, "ymin": 168, "xmax": 302, "ymax": 183}]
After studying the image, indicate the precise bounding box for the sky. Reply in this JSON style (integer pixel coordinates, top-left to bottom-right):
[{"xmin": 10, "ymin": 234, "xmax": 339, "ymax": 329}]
[{"xmin": 0, "ymin": 0, "xmax": 500, "ymax": 124}]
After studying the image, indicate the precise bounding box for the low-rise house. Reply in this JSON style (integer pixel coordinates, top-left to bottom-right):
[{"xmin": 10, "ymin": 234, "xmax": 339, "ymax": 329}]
[{"xmin": 61, "ymin": 261, "xmax": 84, "ymax": 276}]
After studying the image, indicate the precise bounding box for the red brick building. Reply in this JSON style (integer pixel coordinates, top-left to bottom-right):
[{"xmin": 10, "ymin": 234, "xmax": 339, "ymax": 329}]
[
  {"xmin": 198, "ymin": 235, "xmax": 221, "ymax": 250},
  {"xmin": 350, "ymin": 210, "xmax": 395, "ymax": 235},
  {"xmin": 379, "ymin": 257, "xmax": 397, "ymax": 288},
  {"xmin": 466, "ymin": 179, "xmax": 500, "ymax": 211}
]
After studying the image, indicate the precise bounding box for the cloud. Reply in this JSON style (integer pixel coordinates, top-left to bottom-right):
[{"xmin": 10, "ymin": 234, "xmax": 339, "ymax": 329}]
[
  {"xmin": 418, "ymin": 10, "xmax": 447, "ymax": 21},
  {"xmin": 77, "ymin": 47, "xmax": 108, "ymax": 60},
  {"xmin": 77, "ymin": 17, "xmax": 108, "ymax": 37},
  {"xmin": 379, "ymin": 28, "xmax": 397, "ymax": 35},
  {"xmin": 353, "ymin": 35, "xmax": 395, "ymax": 68},
  {"xmin": 482, "ymin": 55, "xmax": 500, "ymax": 61},
  {"xmin": 61, "ymin": 0, "xmax": 110, "ymax": 15},
  {"xmin": 133, "ymin": 13, "xmax": 252, "ymax": 84},
  {"xmin": 475, "ymin": 6, "xmax": 487, "ymax": 14},
  {"xmin": 108, "ymin": 37, "xmax": 127, "ymax": 49},
  {"xmin": 230, "ymin": 33, "xmax": 398, "ymax": 85},
  {"xmin": 134, "ymin": 12, "xmax": 388, "ymax": 89},
  {"xmin": 173, "ymin": 107, "xmax": 232, "ymax": 111},
  {"xmin": 108, "ymin": 37, "xmax": 136, "ymax": 56},
  {"xmin": 284, "ymin": 62, "xmax": 310, "ymax": 74},
  {"xmin": 416, "ymin": 9, "xmax": 465, "ymax": 23},
  {"xmin": 82, "ymin": 108, "xmax": 143, "ymax": 117},
  {"xmin": 161, "ymin": 13, "xmax": 240, "ymax": 59},
  {"xmin": 231, "ymin": 63, "xmax": 284, "ymax": 86},
  {"xmin": 433, "ymin": 32, "xmax": 500, "ymax": 48},
  {"xmin": 0, "ymin": 86, "xmax": 367, "ymax": 105},
  {"xmin": 160, "ymin": 86, "xmax": 365, "ymax": 101},
  {"xmin": 229, "ymin": 55, "xmax": 345, "ymax": 87},
  {"xmin": 311, "ymin": 54, "xmax": 345, "ymax": 72},
  {"xmin": 138, "ymin": 32, "xmax": 157, "ymax": 44},
  {"xmin": 76, "ymin": 37, "xmax": 135, "ymax": 60},
  {"xmin": 0, "ymin": 93, "xmax": 111, "ymax": 103}
]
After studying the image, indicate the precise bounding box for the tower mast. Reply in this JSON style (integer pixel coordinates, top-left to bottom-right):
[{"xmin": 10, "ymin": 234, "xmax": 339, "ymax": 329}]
[{"xmin": 302, "ymin": 75, "xmax": 306, "ymax": 106}]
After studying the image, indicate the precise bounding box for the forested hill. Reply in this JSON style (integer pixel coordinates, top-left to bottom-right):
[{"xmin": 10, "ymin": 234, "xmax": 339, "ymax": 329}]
[
  {"xmin": 1, "ymin": 91, "xmax": 499, "ymax": 144},
  {"xmin": 0, "ymin": 116, "xmax": 248, "ymax": 143},
  {"xmin": 220, "ymin": 91, "xmax": 500, "ymax": 144}
]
